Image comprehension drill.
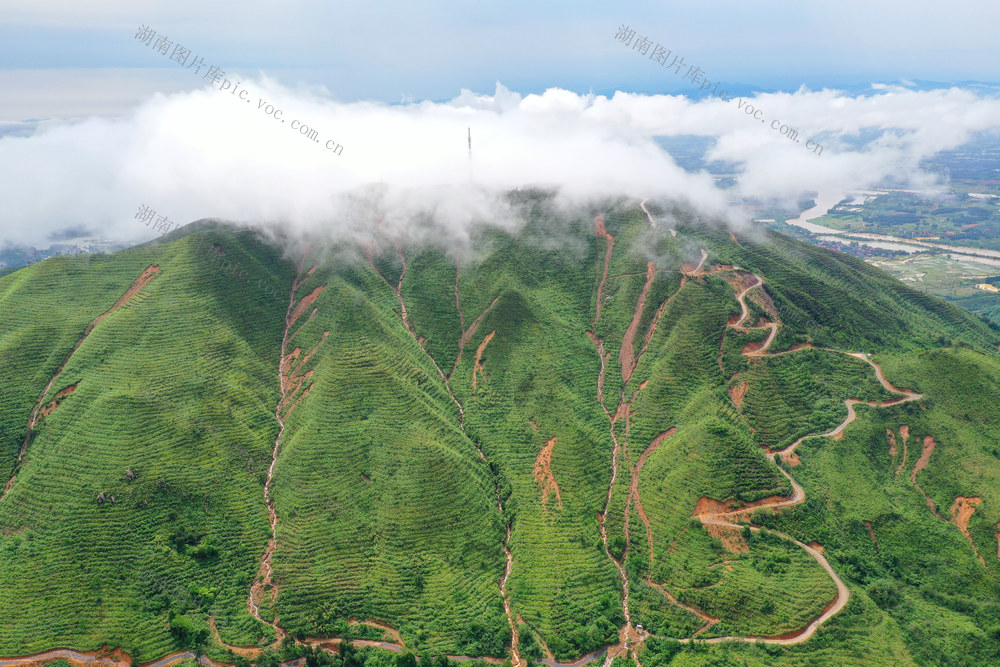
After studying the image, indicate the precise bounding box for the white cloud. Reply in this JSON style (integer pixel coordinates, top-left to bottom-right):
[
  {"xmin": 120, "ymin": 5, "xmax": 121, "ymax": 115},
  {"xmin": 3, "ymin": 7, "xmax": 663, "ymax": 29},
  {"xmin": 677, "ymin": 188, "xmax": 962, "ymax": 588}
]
[{"xmin": 1, "ymin": 80, "xmax": 999, "ymax": 249}]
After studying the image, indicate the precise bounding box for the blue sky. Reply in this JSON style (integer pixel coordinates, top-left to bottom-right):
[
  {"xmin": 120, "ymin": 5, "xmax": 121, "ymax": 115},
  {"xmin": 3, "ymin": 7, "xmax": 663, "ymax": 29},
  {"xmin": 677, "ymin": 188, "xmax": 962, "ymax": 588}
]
[
  {"xmin": 3, "ymin": 0, "xmax": 1000, "ymax": 248},
  {"xmin": 2, "ymin": 0, "xmax": 999, "ymax": 117}
]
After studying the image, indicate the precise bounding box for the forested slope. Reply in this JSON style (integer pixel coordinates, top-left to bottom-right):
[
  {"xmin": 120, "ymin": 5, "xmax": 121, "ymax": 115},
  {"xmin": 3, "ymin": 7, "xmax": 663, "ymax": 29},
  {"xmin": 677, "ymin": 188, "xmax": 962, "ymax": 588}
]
[{"xmin": 0, "ymin": 195, "xmax": 998, "ymax": 666}]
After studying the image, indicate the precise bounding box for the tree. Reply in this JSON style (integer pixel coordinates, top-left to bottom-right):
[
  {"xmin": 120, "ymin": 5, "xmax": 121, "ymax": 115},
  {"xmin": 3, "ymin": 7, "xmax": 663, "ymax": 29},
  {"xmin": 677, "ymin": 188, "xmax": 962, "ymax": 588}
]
[
  {"xmin": 397, "ymin": 654, "xmax": 418, "ymax": 667},
  {"xmin": 168, "ymin": 612, "xmax": 208, "ymax": 649}
]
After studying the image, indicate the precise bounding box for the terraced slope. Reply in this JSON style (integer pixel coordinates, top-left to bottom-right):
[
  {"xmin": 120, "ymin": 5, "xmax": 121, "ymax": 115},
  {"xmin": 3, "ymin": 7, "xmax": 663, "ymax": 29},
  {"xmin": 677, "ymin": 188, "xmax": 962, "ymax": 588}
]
[
  {"xmin": 1, "ymin": 194, "xmax": 999, "ymax": 667},
  {"xmin": 267, "ymin": 257, "xmax": 511, "ymax": 655},
  {"xmin": 0, "ymin": 231, "xmax": 292, "ymax": 661}
]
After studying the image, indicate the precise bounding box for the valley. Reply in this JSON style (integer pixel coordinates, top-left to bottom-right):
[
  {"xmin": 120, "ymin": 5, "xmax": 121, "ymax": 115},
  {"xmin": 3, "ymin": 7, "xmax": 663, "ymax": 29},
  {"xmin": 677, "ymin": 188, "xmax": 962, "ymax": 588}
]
[{"xmin": 0, "ymin": 200, "xmax": 998, "ymax": 666}]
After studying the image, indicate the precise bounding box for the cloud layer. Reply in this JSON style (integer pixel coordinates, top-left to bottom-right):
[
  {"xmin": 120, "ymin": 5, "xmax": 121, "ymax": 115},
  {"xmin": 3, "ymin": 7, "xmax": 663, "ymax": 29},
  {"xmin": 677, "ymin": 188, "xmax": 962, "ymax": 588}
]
[{"xmin": 2, "ymin": 79, "xmax": 999, "ymax": 248}]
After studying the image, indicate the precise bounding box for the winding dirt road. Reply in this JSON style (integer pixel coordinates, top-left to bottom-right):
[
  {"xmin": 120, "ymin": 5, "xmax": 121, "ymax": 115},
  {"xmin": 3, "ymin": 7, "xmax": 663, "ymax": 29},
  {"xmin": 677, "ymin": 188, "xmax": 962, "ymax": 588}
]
[
  {"xmin": 689, "ymin": 465, "xmax": 849, "ymax": 645},
  {"xmin": 675, "ymin": 270, "xmax": 924, "ymax": 645},
  {"xmin": 0, "ymin": 217, "xmax": 935, "ymax": 666}
]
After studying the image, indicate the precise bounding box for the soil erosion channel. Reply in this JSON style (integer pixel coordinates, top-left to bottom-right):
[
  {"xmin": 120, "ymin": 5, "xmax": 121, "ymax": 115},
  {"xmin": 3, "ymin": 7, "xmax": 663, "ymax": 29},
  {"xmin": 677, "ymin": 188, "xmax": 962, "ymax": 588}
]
[{"xmin": 0, "ymin": 215, "xmax": 936, "ymax": 666}]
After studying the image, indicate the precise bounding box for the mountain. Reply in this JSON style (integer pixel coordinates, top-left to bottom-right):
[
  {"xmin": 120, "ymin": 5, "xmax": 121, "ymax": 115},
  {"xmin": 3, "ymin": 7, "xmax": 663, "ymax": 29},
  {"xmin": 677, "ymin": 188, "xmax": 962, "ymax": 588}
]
[
  {"xmin": 0, "ymin": 194, "xmax": 998, "ymax": 667},
  {"xmin": 0, "ymin": 239, "xmax": 131, "ymax": 271}
]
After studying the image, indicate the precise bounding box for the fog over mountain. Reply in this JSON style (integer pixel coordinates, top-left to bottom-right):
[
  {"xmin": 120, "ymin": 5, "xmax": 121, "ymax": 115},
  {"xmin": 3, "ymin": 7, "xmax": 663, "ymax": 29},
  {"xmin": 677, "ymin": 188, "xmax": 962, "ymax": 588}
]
[{"xmin": 2, "ymin": 80, "xmax": 999, "ymax": 249}]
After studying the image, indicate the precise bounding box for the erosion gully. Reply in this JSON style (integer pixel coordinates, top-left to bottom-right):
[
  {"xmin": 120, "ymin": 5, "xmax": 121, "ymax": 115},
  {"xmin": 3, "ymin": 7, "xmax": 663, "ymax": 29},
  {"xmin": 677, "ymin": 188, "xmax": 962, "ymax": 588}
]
[
  {"xmin": 2, "ymin": 266, "xmax": 161, "ymax": 501},
  {"xmin": 368, "ymin": 252, "xmax": 522, "ymax": 667},
  {"xmin": 248, "ymin": 257, "xmax": 326, "ymax": 642},
  {"xmin": 589, "ymin": 209, "xmax": 707, "ymax": 664},
  {"xmin": 585, "ymin": 203, "xmax": 925, "ymax": 660},
  {"xmin": 2, "ymin": 216, "xmax": 933, "ymax": 666}
]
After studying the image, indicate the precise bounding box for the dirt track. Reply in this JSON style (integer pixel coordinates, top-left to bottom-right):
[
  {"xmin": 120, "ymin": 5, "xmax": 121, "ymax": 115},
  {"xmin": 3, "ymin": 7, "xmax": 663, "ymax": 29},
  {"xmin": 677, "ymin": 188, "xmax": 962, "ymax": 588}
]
[
  {"xmin": 676, "ymin": 270, "xmax": 924, "ymax": 646},
  {"xmin": 0, "ymin": 218, "xmax": 944, "ymax": 666},
  {"xmin": 688, "ymin": 465, "xmax": 850, "ymax": 645},
  {"xmin": 620, "ymin": 262, "xmax": 656, "ymax": 383}
]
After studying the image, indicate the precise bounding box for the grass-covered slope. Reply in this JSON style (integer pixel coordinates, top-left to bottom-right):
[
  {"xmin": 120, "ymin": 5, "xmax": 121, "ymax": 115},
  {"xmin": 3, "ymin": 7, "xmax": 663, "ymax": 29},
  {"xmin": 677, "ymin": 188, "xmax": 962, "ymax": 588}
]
[
  {"xmin": 0, "ymin": 196, "xmax": 999, "ymax": 667},
  {"xmin": 0, "ymin": 230, "xmax": 292, "ymax": 660},
  {"xmin": 443, "ymin": 227, "xmax": 623, "ymax": 660},
  {"xmin": 268, "ymin": 259, "xmax": 510, "ymax": 654}
]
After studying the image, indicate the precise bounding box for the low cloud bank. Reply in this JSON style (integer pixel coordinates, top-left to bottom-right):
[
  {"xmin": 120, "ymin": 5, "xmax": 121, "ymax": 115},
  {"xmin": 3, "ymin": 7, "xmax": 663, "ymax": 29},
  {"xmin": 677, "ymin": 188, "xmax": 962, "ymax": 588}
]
[{"xmin": 1, "ymin": 79, "xmax": 998, "ymax": 248}]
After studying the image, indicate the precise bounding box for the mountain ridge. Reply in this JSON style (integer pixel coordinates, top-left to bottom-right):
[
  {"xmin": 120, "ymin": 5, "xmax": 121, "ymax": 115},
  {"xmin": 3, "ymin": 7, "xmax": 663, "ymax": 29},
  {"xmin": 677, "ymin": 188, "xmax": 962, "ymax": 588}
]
[{"xmin": 0, "ymin": 197, "xmax": 998, "ymax": 666}]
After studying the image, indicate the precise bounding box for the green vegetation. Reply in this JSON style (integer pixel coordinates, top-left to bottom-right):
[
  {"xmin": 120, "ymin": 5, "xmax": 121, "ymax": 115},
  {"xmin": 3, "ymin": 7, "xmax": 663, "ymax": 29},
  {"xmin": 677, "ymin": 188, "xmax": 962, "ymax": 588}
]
[
  {"xmin": 807, "ymin": 192, "xmax": 1000, "ymax": 250},
  {"xmin": 740, "ymin": 349, "xmax": 894, "ymax": 451},
  {"xmin": 1, "ymin": 195, "xmax": 999, "ymax": 666},
  {"xmin": 0, "ymin": 231, "xmax": 292, "ymax": 660},
  {"xmin": 269, "ymin": 258, "xmax": 510, "ymax": 654}
]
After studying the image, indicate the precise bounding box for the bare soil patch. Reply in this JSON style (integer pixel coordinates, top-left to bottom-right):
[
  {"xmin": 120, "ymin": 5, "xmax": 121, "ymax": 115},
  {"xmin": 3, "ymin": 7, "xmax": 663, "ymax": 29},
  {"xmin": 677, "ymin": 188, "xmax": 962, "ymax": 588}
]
[
  {"xmin": 895, "ymin": 425, "xmax": 910, "ymax": 478},
  {"xmin": 288, "ymin": 285, "xmax": 326, "ymax": 327},
  {"xmin": 39, "ymin": 384, "xmax": 77, "ymax": 417},
  {"xmin": 949, "ymin": 497, "xmax": 986, "ymax": 565},
  {"xmin": 619, "ymin": 262, "xmax": 655, "ymax": 383},
  {"xmin": 533, "ymin": 437, "xmax": 562, "ymax": 513},
  {"xmin": 908, "ymin": 434, "xmax": 943, "ymax": 519},
  {"xmin": 911, "ymin": 435, "xmax": 937, "ymax": 482},
  {"xmin": 693, "ymin": 496, "xmax": 732, "ymax": 516},
  {"xmin": 729, "ymin": 381, "xmax": 748, "ymax": 408},
  {"xmin": 472, "ymin": 330, "xmax": 496, "ymax": 391}
]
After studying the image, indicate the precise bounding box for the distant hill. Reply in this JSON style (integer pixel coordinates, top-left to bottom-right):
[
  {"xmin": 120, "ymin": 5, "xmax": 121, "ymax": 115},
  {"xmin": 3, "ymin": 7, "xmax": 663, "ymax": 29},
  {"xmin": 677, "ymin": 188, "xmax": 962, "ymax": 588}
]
[{"xmin": 0, "ymin": 195, "xmax": 998, "ymax": 667}]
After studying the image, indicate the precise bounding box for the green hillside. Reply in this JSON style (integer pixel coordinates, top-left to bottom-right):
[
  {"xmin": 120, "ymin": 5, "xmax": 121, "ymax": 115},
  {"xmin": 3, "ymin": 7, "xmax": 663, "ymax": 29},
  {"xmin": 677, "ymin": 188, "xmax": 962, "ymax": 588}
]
[{"xmin": 0, "ymin": 195, "xmax": 998, "ymax": 667}]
